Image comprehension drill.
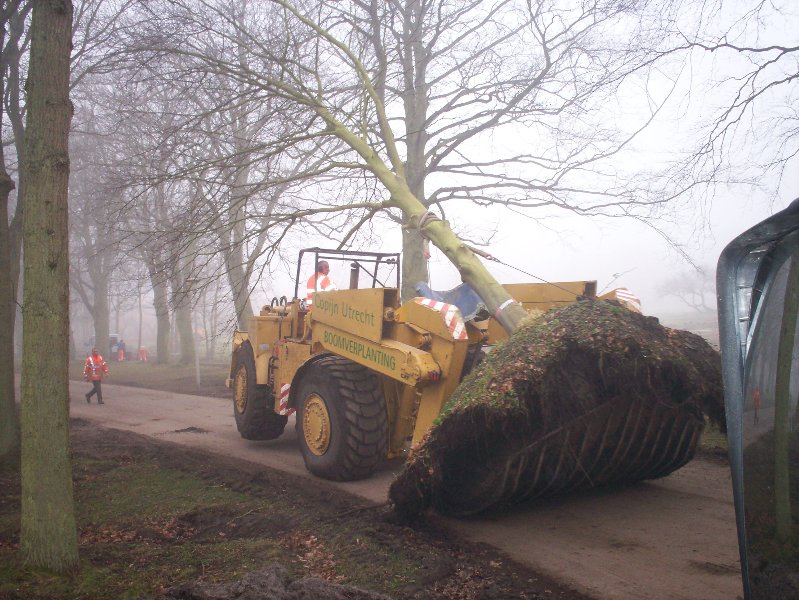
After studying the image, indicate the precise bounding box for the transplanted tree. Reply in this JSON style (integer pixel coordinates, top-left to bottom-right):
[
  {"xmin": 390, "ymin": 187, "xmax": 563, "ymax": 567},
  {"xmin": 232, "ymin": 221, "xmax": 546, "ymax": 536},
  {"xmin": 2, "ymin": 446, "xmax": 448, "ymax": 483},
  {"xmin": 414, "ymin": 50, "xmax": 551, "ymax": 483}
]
[
  {"xmin": 131, "ymin": 0, "xmax": 690, "ymax": 334},
  {"xmin": 344, "ymin": 0, "xmax": 689, "ymax": 298},
  {"xmin": 19, "ymin": 0, "xmax": 79, "ymax": 571}
]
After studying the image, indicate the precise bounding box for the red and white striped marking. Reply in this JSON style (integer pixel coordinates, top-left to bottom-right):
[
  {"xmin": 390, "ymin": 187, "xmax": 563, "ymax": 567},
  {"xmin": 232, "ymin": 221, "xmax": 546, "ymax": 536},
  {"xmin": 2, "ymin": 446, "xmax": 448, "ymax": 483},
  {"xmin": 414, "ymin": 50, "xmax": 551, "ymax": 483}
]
[
  {"xmin": 613, "ymin": 288, "xmax": 642, "ymax": 313},
  {"xmin": 413, "ymin": 297, "xmax": 468, "ymax": 340},
  {"xmin": 278, "ymin": 383, "xmax": 295, "ymax": 416}
]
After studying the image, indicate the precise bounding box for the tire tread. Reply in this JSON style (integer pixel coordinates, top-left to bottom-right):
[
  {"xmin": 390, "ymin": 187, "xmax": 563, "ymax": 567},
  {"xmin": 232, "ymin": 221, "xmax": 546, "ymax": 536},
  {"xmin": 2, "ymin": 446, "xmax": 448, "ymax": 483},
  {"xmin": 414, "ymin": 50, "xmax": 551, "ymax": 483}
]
[{"xmin": 301, "ymin": 355, "xmax": 388, "ymax": 481}]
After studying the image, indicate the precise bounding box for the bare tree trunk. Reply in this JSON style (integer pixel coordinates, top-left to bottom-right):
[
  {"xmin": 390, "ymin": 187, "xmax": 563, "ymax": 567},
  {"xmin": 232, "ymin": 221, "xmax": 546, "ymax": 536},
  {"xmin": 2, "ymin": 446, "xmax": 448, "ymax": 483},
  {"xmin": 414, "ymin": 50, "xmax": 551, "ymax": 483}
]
[
  {"xmin": 0, "ymin": 0, "xmax": 22, "ymax": 465},
  {"xmin": 3, "ymin": 1, "xmax": 29, "ymax": 427},
  {"xmin": 200, "ymin": 288, "xmax": 213, "ymax": 360},
  {"xmin": 401, "ymin": 135, "xmax": 428, "ymax": 300},
  {"xmin": 137, "ymin": 281, "xmax": 143, "ymax": 359},
  {"xmin": 169, "ymin": 312, "xmax": 176, "ymax": 358},
  {"xmin": 113, "ymin": 291, "xmax": 120, "ymax": 335},
  {"xmin": 19, "ymin": 0, "xmax": 78, "ymax": 572},
  {"xmin": 93, "ymin": 273, "xmax": 110, "ymax": 356},
  {"xmin": 400, "ymin": 175, "xmax": 427, "ymax": 301},
  {"xmin": 147, "ymin": 260, "xmax": 171, "ymax": 364},
  {"xmin": 174, "ymin": 300, "xmax": 195, "ymax": 365},
  {"xmin": 399, "ymin": 0, "xmax": 431, "ymax": 301},
  {"xmin": 226, "ymin": 258, "xmax": 254, "ymax": 328},
  {"xmin": 209, "ymin": 279, "xmax": 221, "ymax": 361},
  {"xmin": 68, "ymin": 323, "xmax": 76, "ymax": 358},
  {"xmin": 169, "ymin": 234, "xmax": 197, "ymax": 365},
  {"xmin": 0, "ymin": 170, "xmax": 18, "ymax": 464},
  {"xmin": 223, "ymin": 173, "xmax": 255, "ymax": 329}
]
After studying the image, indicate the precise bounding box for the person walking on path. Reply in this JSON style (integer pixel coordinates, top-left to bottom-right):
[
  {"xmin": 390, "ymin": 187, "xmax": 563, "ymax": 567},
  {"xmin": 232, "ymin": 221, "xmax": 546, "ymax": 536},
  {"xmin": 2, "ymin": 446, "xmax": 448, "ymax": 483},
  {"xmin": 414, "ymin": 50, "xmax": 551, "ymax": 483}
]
[
  {"xmin": 117, "ymin": 338, "xmax": 126, "ymax": 361},
  {"xmin": 84, "ymin": 346, "xmax": 110, "ymax": 404}
]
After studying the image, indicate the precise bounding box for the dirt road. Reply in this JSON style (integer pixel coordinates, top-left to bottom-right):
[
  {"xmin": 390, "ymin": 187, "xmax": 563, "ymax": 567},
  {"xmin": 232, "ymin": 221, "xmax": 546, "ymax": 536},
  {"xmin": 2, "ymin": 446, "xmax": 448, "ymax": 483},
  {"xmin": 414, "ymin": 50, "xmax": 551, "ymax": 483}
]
[{"xmin": 69, "ymin": 381, "xmax": 743, "ymax": 600}]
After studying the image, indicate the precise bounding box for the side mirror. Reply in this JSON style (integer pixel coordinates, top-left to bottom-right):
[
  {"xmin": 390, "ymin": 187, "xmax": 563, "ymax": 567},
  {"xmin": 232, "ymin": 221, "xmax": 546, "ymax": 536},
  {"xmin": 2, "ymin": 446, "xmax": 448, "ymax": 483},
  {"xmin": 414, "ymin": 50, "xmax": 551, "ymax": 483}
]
[{"xmin": 717, "ymin": 198, "xmax": 799, "ymax": 599}]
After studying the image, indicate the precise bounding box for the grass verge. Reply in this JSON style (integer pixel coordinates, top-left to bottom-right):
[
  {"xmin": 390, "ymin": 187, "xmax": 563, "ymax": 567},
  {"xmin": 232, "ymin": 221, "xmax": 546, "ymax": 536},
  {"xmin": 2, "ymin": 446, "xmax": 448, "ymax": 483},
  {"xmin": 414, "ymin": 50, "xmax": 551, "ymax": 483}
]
[{"xmin": 0, "ymin": 421, "xmax": 584, "ymax": 599}]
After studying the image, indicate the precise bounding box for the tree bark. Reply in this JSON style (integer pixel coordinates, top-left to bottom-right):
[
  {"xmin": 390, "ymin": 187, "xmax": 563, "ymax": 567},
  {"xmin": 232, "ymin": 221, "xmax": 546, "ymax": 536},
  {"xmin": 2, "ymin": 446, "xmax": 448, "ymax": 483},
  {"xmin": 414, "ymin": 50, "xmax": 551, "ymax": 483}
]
[
  {"xmin": 92, "ymin": 272, "xmax": 110, "ymax": 356},
  {"xmin": 137, "ymin": 282, "xmax": 143, "ymax": 359},
  {"xmin": 174, "ymin": 301, "xmax": 196, "ymax": 365},
  {"xmin": 147, "ymin": 260, "xmax": 171, "ymax": 364},
  {"xmin": 226, "ymin": 256, "xmax": 254, "ymax": 329},
  {"xmin": 170, "ymin": 243, "xmax": 196, "ymax": 365},
  {"xmin": 400, "ymin": 168, "xmax": 428, "ymax": 301},
  {"xmin": 399, "ymin": 0, "xmax": 431, "ymax": 301},
  {"xmin": 401, "ymin": 229, "xmax": 428, "ymax": 301},
  {"xmin": 0, "ymin": 0, "xmax": 24, "ymax": 466},
  {"xmin": 0, "ymin": 170, "xmax": 19, "ymax": 464},
  {"xmin": 226, "ymin": 153, "xmax": 255, "ymax": 328},
  {"xmin": 19, "ymin": 0, "xmax": 79, "ymax": 572}
]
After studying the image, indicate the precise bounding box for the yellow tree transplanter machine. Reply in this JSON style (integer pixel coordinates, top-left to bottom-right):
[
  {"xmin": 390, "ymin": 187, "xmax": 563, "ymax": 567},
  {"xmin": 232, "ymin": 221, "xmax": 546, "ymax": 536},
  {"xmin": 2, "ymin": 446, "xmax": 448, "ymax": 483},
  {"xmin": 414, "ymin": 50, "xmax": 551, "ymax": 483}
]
[{"xmin": 227, "ymin": 248, "xmax": 640, "ymax": 481}]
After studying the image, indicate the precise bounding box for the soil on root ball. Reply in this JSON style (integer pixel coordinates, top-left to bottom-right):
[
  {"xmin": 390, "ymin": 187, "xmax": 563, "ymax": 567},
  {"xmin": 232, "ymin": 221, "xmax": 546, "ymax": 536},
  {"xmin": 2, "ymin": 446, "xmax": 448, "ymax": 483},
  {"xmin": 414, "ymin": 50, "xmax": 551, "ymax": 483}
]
[{"xmin": 390, "ymin": 299, "xmax": 724, "ymax": 520}]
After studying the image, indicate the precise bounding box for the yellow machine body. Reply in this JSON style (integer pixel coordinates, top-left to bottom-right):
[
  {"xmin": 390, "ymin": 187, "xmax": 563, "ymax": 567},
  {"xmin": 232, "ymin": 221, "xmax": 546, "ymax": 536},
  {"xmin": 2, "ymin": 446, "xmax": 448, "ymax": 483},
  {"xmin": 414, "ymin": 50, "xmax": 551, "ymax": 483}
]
[
  {"xmin": 228, "ymin": 259, "xmax": 639, "ymax": 476},
  {"xmin": 229, "ymin": 287, "xmax": 473, "ymax": 454}
]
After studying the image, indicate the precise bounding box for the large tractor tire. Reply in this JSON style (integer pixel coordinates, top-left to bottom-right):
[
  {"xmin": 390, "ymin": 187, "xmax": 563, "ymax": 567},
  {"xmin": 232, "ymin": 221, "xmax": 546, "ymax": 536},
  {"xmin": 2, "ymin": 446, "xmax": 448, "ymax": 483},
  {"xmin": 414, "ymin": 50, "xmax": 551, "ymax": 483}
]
[
  {"xmin": 295, "ymin": 355, "xmax": 388, "ymax": 481},
  {"xmin": 232, "ymin": 340, "xmax": 287, "ymax": 441}
]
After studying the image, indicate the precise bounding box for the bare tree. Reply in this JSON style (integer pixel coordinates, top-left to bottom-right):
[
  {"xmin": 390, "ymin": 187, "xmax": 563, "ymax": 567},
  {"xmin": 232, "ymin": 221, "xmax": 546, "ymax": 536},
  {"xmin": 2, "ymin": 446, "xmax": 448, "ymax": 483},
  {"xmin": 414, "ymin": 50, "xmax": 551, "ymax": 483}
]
[
  {"xmin": 0, "ymin": 0, "xmax": 30, "ymax": 465},
  {"xmin": 122, "ymin": 0, "xmax": 702, "ymax": 333},
  {"xmin": 95, "ymin": 35, "xmax": 363, "ymax": 339},
  {"xmin": 70, "ymin": 71, "xmax": 199, "ymax": 363},
  {"xmin": 349, "ymin": 0, "xmax": 690, "ymax": 297},
  {"xmin": 657, "ymin": 266, "xmax": 717, "ymax": 314},
  {"xmin": 1, "ymin": 0, "xmax": 133, "ymax": 462},
  {"xmin": 670, "ymin": 0, "xmax": 798, "ymax": 200},
  {"xmin": 69, "ymin": 120, "xmax": 125, "ymax": 359},
  {"xmin": 129, "ymin": 0, "xmax": 509, "ymax": 330},
  {"xmin": 19, "ymin": 0, "xmax": 79, "ymax": 572}
]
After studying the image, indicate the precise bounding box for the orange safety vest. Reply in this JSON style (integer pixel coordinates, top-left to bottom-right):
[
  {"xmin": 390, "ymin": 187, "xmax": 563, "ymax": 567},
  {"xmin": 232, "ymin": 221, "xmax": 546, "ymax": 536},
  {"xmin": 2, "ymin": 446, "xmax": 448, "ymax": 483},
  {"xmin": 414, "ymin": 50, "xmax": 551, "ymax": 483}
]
[
  {"xmin": 306, "ymin": 273, "xmax": 337, "ymax": 306},
  {"xmin": 84, "ymin": 354, "xmax": 109, "ymax": 381}
]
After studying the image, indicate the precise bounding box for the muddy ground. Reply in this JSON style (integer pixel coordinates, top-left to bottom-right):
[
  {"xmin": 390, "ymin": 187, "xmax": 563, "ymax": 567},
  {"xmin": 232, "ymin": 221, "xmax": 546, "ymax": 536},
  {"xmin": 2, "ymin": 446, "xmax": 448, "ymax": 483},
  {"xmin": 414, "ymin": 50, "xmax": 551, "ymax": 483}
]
[
  {"xmin": 37, "ymin": 365, "xmax": 742, "ymax": 599},
  {"xmin": 0, "ymin": 418, "xmax": 593, "ymax": 599}
]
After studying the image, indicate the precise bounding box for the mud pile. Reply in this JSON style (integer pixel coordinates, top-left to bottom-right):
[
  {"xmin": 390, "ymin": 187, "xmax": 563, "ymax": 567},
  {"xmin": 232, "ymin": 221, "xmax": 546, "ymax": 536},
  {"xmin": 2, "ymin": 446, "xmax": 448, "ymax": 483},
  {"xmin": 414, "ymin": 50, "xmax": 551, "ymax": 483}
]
[{"xmin": 389, "ymin": 299, "xmax": 724, "ymax": 519}]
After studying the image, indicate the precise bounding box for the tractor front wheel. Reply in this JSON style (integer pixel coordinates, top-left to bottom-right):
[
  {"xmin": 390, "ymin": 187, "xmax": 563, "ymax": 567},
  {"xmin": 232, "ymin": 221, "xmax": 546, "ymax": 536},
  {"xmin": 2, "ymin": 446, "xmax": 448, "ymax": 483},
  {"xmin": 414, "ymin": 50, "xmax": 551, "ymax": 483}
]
[{"xmin": 296, "ymin": 356, "xmax": 388, "ymax": 481}]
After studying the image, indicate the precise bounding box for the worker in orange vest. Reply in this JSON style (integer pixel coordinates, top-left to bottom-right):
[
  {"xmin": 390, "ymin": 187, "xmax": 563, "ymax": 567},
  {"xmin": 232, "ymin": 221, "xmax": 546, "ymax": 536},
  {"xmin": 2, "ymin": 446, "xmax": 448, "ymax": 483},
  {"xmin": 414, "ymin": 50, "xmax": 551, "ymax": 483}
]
[
  {"xmin": 84, "ymin": 347, "xmax": 110, "ymax": 404},
  {"xmin": 306, "ymin": 260, "xmax": 338, "ymax": 307}
]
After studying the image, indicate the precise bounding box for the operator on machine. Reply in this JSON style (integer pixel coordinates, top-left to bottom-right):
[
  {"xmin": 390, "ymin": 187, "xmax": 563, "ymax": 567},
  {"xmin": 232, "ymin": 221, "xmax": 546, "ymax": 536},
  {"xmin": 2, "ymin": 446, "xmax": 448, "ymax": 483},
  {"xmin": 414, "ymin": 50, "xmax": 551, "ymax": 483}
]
[{"xmin": 306, "ymin": 260, "xmax": 338, "ymax": 307}]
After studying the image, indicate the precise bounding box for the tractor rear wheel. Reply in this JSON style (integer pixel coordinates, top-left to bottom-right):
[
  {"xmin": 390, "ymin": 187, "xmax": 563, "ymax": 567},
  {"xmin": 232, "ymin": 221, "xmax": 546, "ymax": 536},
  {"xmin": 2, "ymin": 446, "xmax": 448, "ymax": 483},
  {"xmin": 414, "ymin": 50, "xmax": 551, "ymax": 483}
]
[
  {"xmin": 296, "ymin": 355, "xmax": 388, "ymax": 481},
  {"xmin": 232, "ymin": 340, "xmax": 287, "ymax": 440}
]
